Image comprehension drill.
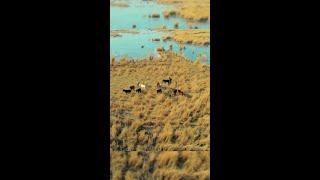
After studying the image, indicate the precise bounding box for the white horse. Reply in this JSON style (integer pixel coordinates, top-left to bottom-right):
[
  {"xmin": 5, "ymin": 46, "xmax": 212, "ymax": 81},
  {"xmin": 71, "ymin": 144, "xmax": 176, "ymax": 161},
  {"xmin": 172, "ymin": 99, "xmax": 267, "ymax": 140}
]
[{"xmin": 137, "ymin": 82, "xmax": 146, "ymax": 90}]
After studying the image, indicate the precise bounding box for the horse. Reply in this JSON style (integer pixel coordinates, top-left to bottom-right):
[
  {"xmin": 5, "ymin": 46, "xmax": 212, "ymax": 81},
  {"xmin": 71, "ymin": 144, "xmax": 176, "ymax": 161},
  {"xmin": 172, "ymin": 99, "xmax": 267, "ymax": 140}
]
[
  {"xmin": 129, "ymin": 85, "xmax": 135, "ymax": 90},
  {"xmin": 123, "ymin": 89, "xmax": 131, "ymax": 94},
  {"xmin": 157, "ymin": 89, "xmax": 162, "ymax": 93},
  {"xmin": 136, "ymin": 88, "xmax": 142, "ymax": 93},
  {"xmin": 178, "ymin": 89, "xmax": 184, "ymax": 96},
  {"xmin": 173, "ymin": 89, "xmax": 178, "ymax": 95},
  {"xmin": 169, "ymin": 88, "xmax": 178, "ymax": 96},
  {"xmin": 171, "ymin": 83, "xmax": 183, "ymax": 96},
  {"xmin": 137, "ymin": 82, "xmax": 146, "ymax": 90},
  {"xmin": 162, "ymin": 77, "xmax": 172, "ymax": 85}
]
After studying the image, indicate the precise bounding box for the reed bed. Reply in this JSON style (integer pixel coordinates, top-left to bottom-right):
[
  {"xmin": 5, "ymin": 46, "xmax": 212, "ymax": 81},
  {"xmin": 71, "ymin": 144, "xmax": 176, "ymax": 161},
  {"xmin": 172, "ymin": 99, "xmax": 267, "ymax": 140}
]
[
  {"xmin": 160, "ymin": 29, "xmax": 210, "ymax": 46},
  {"xmin": 110, "ymin": 52, "xmax": 210, "ymax": 151},
  {"xmin": 110, "ymin": 151, "xmax": 210, "ymax": 180},
  {"xmin": 157, "ymin": 0, "xmax": 210, "ymax": 22}
]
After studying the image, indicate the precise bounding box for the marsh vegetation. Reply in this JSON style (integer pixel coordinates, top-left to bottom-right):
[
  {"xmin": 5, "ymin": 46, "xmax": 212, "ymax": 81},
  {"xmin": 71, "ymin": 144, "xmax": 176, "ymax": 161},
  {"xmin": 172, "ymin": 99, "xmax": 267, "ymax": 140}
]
[
  {"xmin": 111, "ymin": 151, "xmax": 210, "ymax": 180},
  {"xmin": 157, "ymin": 0, "xmax": 210, "ymax": 22},
  {"xmin": 110, "ymin": 52, "xmax": 210, "ymax": 151}
]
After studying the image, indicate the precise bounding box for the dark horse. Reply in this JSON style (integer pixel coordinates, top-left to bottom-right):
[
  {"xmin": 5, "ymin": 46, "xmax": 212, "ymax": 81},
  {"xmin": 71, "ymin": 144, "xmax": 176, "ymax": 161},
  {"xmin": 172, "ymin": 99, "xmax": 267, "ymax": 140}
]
[
  {"xmin": 173, "ymin": 89, "xmax": 178, "ymax": 95},
  {"xmin": 162, "ymin": 77, "xmax": 172, "ymax": 85},
  {"xmin": 172, "ymin": 88, "xmax": 183, "ymax": 96},
  {"xmin": 130, "ymin": 85, "xmax": 135, "ymax": 90},
  {"xmin": 136, "ymin": 88, "xmax": 142, "ymax": 93},
  {"xmin": 123, "ymin": 89, "xmax": 131, "ymax": 94},
  {"xmin": 178, "ymin": 89, "xmax": 184, "ymax": 96}
]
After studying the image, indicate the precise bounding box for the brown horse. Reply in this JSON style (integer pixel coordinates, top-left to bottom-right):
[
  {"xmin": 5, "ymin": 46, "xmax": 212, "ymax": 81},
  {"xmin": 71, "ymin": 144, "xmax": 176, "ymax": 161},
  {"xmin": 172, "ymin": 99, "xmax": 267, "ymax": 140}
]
[{"xmin": 178, "ymin": 89, "xmax": 184, "ymax": 96}]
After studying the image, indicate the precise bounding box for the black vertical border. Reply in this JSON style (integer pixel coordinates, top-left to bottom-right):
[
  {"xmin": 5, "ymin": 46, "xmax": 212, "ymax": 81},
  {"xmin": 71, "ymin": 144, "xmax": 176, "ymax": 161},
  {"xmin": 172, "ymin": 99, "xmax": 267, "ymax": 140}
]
[
  {"xmin": 96, "ymin": 0, "xmax": 109, "ymax": 179},
  {"xmin": 212, "ymin": 0, "xmax": 224, "ymax": 178}
]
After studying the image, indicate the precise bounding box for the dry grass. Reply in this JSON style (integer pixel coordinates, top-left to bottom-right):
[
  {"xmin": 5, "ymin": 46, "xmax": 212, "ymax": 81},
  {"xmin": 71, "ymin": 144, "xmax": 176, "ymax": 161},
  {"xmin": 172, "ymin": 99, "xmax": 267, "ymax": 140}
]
[
  {"xmin": 110, "ymin": 151, "xmax": 210, "ymax": 180},
  {"xmin": 110, "ymin": 1, "xmax": 129, "ymax": 8},
  {"xmin": 110, "ymin": 31, "xmax": 122, "ymax": 37},
  {"xmin": 160, "ymin": 29, "xmax": 210, "ymax": 46},
  {"xmin": 110, "ymin": 52, "xmax": 210, "ymax": 151},
  {"xmin": 157, "ymin": 0, "xmax": 210, "ymax": 22}
]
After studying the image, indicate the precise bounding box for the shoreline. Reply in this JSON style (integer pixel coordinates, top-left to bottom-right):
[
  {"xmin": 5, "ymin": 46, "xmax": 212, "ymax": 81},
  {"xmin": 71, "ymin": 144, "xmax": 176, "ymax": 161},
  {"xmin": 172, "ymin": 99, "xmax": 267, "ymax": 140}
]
[{"xmin": 111, "ymin": 51, "xmax": 210, "ymax": 65}]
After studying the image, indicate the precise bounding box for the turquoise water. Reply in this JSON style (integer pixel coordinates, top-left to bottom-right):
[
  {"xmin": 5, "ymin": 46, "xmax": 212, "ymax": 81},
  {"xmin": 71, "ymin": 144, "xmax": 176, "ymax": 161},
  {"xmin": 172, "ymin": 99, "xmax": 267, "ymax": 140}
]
[
  {"xmin": 110, "ymin": 30, "xmax": 210, "ymax": 63},
  {"xmin": 110, "ymin": 0, "xmax": 210, "ymax": 64},
  {"xmin": 111, "ymin": 0, "xmax": 210, "ymax": 30}
]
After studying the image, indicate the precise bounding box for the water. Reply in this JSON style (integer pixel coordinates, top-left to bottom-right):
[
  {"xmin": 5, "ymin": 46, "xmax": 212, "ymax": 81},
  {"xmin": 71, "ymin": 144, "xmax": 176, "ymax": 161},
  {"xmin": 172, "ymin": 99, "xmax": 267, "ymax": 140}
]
[
  {"xmin": 111, "ymin": 0, "xmax": 210, "ymax": 30},
  {"xmin": 110, "ymin": 0, "xmax": 210, "ymax": 64},
  {"xmin": 110, "ymin": 30, "xmax": 210, "ymax": 63}
]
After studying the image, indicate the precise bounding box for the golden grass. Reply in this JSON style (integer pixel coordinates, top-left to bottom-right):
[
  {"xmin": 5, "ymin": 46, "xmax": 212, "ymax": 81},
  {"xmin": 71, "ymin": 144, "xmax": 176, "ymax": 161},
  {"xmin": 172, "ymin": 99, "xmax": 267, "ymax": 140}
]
[
  {"xmin": 110, "ymin": 2, "xmax": 129, "ymax": 8},
  {"xmin": 110, "ymin": 151, "xmax": 210, "ymax": 180},
  {"xmin": 161, "ymin": 29, "xmax": 210, "ymax": 46},
  {"xmin": 110, "ymin": 52, "xmax": 210, "ymax": 151},
  {"xmin": 157, "ymin": 0, "xmax": 210, "ymax": 22},
  {"xmin": 110, "ymin": 32, "xmax": 122, "ymax": 37}
]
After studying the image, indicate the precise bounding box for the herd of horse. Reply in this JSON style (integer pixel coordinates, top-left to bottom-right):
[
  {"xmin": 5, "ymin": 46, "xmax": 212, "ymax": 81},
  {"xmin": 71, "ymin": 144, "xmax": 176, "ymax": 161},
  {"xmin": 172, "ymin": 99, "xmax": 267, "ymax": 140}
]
[{"xmin": 122, "ymin": 77, "xmax": 184, "ymax": 96}]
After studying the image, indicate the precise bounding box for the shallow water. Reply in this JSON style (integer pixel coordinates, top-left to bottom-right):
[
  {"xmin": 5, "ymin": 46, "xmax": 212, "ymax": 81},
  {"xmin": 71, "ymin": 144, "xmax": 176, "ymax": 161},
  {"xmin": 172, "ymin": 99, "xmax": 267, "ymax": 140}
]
[
  {"xmin": 111, "ymin": 0, "xmax": 210, "ymax": 30},
  {"xmin": 110, "ymin": 30, "xmax": 210, "ymax": 63},
  {"xmin": 110, "ymin": 0, "xmax": 210, "ymax": 64}
]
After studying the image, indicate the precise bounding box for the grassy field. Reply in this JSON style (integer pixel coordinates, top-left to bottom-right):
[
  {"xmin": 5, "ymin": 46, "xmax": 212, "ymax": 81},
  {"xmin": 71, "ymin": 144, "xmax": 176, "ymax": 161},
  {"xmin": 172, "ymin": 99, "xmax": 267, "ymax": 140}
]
[
  {"xmin": 111, "ymin": 151, "xmax": 210, "ymax": 180},
  {"xmin": 110, "ymin": 52, "xmax": 210, "ymax": 151}
]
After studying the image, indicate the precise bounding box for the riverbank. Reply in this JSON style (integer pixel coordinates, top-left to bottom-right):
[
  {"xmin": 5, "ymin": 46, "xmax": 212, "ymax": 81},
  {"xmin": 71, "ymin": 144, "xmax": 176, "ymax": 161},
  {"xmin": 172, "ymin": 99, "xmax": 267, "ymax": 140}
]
[{"xmin": 110, "ymin": 52, "xmax": 210, "ymax": 151}]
